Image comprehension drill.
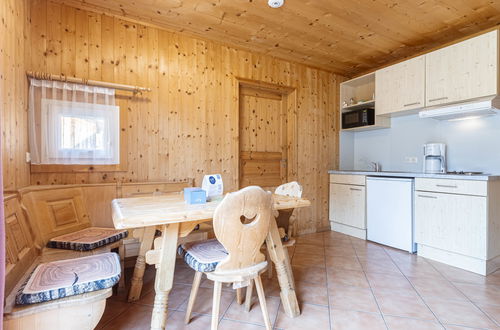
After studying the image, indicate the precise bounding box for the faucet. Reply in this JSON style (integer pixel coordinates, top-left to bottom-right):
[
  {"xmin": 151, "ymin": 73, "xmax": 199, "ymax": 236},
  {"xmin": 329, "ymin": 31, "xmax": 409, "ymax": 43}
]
[{"xmin": 370, "ymin": 162, "xmax": 381, "ymax": 172}]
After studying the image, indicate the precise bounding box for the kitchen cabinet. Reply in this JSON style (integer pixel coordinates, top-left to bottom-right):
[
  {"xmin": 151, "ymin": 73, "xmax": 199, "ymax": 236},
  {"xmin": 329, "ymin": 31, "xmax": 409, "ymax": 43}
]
[
  {"xmin": 415, "ymin": 178, "xmax": 500, "ymax": 275},
  {"xmin": 329, "ymin": 174, "xmax": 366, "ymax": 239},
  {"xmin": 425, "ymin": 30, "xmax": 498, "ymax": 107},
  {"xmin": 375, "ymin": 56, "xmax": 425, "ymax": 116}
]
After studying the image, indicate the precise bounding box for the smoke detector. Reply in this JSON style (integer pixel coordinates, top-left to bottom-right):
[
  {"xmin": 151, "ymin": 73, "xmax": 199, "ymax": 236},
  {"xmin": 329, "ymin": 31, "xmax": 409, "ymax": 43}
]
[{"xmin": 268, "ymin": 0, "xmax": 284, "ymax": 8}]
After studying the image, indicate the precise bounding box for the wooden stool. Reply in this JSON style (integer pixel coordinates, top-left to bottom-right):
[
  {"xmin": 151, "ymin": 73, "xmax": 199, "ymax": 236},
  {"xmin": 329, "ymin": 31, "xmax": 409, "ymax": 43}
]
[{"xmin": 179, "ymin": 186, "xmax": 274, "ymax": 330}]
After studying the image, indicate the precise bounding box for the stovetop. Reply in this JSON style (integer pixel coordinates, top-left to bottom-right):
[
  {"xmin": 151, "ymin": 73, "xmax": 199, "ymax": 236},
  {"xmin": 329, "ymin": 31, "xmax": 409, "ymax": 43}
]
[{"xmin": 445, "ymin": 171, "xmax": 486, "ymax": 176}]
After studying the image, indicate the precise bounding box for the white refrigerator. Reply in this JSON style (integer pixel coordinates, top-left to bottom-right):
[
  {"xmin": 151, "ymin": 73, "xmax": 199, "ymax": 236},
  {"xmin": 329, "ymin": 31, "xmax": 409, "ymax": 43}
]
[{"xmin": 366, "ymin": 177, "xmax": 416, "ymax": 253}]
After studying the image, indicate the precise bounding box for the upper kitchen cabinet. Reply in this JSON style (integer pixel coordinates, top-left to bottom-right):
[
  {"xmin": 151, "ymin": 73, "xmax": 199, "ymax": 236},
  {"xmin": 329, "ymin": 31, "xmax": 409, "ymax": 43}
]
[
  {"xmin": 425, "ymin": 30, "xmax": 498, "ymax": 107},
  {"xmin": 340, "ymin": 72, "xmax": 390, "ymax": 131},
  {"xmin": 375, "ymin": 56, "xmax": 425, "ymax": 116}
]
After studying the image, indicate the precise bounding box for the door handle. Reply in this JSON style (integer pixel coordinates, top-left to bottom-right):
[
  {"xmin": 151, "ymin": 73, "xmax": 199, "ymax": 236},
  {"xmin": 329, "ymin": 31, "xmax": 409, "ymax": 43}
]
[
  {"xmin": 417, "ymin": 194, "xmax": 437, "ymax": 199},
  {"xmin": 349, "ymin": 187, "xmax": 362, "ymax": 191},
  {"xmin": 403, "ymin": 102, "xmax": 420, "ymax": 107},
  {"xmin": 428, "ymin": 96, "xmax": 448, "ymax": 102}
]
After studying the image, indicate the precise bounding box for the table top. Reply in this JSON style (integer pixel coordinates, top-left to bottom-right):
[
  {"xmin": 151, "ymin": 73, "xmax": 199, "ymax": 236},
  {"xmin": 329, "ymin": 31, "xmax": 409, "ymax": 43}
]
[{"xmin": 111, "ymin": 192, "xmax": 311, "ymax": 229}]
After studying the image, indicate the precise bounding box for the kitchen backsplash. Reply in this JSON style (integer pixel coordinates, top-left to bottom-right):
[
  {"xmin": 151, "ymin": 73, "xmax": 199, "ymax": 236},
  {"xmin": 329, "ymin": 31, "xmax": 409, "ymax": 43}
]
[{"xmin": 340, "ymin": 113, "xmax": 500, "ymax": 174}]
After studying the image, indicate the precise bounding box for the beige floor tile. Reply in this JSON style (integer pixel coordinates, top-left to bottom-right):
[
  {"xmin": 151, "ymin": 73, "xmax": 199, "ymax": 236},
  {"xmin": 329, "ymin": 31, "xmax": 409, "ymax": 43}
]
[
  {"xmin": 295, "ymin": 233, "xmax": 324, "ymax": 246},
  {"xmin": 294, "ymin": 243, "xmax": 325, "ymax": 256},
  {"xmin": 408, "ymin": 276, "xmax": 467, "ymax": 301},
  {"xmin": 219, "ymin": 319, "xmax": 266, "ymax": 329},
  {"xmin": 96, "ymin": 300, "xmax": 132, "ymax": 329},
  {"xmin": 100, "ymin": 304, "xmax": 154, "ymax": 330},
  {"xmin": 330, "ymin": 309, "xmax": 386, "ymax": 330},
  {"xmin": 223, "ymin": 295, "xmax": 280, "ymax": 326},
  {"xmin": 296, "ymin": 282, "xmax": 329, "ymax": 306},
  {"xmin": 477, "ymin": 303, "xmax": 500, "ymax": 326},
  {"xmin": 173, "ymin": 265, "xmax": 197, "ymax": 284},
  {"xmin": 443, "ymin": 325, "xmax": 484, "ymax": 330},
  {"xmin": 366, "ymin": 272, "xmax": 413, "ymax": 291},
  {"xmin": 260, "ymin": 276, "xmax": 282, "ymax": 297},
  {"xmin": 327, "ymin": 268, "xmax": 370, "ymax": 288},
  {"xmin": 168, "ymin": 310, "xmax": 213, "ymax": 329},
  {"xmin": 292, "ymin": 265, "xmax": 327, "ymax": 285},
  {"xmin": 325, "ymin": 255, "xmax": 363, "ymax": 271},
  {"xmin": 424, "ymin": 297, "xmax": 497, "ymax": 328},
  {"xmin": 292, "ymin": 252, "xmax": 325, "ymax": 268},
  {"xmin": 328, "ymin": 285, "xmax": 379, "ymax": 313},
  {"xmin": 274, "ymin": 303, "xmax": 330, "ymax": 330},
  {"xmin": 384, "ymin": 315, "xmax": 443, "ymax": 330},
  {"xmin": 430, "ymin": 261, "xmax": 490, "ymax": 285},
  {"xmin": 324, "ymin": 245, "xmax": 357, "ymax": 257},
  {"xmin": 360, "ymin": 259, "xmax": 402, "ymax": 275},
  {"xmin": 136, "ymin": 283, "xmax": 192, "ymax": 309},
  {"xmin": 374, "ymin": 290, "xmax": 436, "ymax": 320},
  {"xmin": 177, "ymin": 286, "xmax": 235, "ymax": 315},
  {"xmin": 454, "ymin": 282, "xmax": 500, "ymax": 306}
]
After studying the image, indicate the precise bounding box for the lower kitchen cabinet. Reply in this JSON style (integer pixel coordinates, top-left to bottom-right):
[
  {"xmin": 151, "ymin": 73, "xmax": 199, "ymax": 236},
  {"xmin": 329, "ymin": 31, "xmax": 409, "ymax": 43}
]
[
  {"xmin": 329, "ymin": 174, "xmax": 366, "ymax": 239},
  {"xmin": 415, "ymin": 178, "xmax": 500, "ymax": 275}
]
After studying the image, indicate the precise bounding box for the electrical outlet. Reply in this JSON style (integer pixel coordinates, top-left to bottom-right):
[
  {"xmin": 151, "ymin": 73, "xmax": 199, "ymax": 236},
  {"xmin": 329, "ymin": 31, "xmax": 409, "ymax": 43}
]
[
  {"xmin": 404, "ymin": 156, "xmax": 418, "ymax": 164},
  {"xmin": 25, "ymin": 152, "xmax": 31, "ymax": 163}
]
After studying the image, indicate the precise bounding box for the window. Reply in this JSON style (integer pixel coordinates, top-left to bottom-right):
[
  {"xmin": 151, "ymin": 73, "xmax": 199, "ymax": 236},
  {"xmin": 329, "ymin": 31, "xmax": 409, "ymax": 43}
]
[{"xmin": 41, "ymin": 99, "xmax": 120, "ymax": 164}]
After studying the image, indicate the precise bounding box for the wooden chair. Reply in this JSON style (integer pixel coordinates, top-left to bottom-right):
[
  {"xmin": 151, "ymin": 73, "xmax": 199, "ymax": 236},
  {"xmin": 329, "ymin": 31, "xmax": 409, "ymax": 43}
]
[
  {"xmin": 245, "ymin": 181, "xmax": 302, "ymax": 310},
  {"xmin": 178, "ymin": 186, "xmax": 274, "ymax": 330}
]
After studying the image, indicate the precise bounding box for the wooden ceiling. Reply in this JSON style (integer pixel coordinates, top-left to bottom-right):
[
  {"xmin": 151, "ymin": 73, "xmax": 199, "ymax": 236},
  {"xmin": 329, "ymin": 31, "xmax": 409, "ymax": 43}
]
[{"xmin": 52, "ymin": 0, "xmax": 500, "ymax": 76}]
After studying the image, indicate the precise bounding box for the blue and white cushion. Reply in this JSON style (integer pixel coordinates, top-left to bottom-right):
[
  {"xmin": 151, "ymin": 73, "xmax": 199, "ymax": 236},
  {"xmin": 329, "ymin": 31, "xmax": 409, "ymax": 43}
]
[
  {"xmin": 16, "ymin": 252, "xmax": 121, "ymax": 305},
  {"xmin": 47, "ymin": 227, "xmax": 128, "ymax": 251},
  {"xmin": 177, "ymin": 239, "xmax": 228, "ymax": 272}
]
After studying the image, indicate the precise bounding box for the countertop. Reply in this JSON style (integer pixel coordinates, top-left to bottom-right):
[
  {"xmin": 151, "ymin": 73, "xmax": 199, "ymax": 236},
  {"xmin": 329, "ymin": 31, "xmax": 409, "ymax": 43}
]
[{"xmin": 328, "ymin": 170, "xmax": 500, "ymax": 181}]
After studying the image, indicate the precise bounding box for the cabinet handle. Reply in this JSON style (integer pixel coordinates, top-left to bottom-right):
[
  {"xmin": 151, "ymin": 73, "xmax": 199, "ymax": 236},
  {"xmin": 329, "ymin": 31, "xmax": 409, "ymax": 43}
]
[
  {"xmin": 428, "ymin": 96, "xmax": 448, "ymax": 102},
  {"xmin": 418, "ymin": 194, "xmax": 437, "ymax": 199},
  {"xmin": 403, "ymin": 102, "xmax": 420, "ymax": 107},
  {"xmin": 436, "ymin": 184, "xmax": 458, "ymax": 188},
  {"xmin": 349, "ymin": 187, "xmax": 362, "ymax": 191}
]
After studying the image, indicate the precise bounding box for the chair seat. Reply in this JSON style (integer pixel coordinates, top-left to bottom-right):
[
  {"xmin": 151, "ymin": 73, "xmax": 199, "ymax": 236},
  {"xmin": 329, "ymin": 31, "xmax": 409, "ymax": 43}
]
[
  {"xmin": 177, "ymin": 239, "xmax": 228, "ymax": 272},
  {"xmin": 47, "ymin": 227, "xmax": 128, "ymax": 251},
  {"xmin": 16, "ymin": 252, "xmax": 121, "ymax": 305}
]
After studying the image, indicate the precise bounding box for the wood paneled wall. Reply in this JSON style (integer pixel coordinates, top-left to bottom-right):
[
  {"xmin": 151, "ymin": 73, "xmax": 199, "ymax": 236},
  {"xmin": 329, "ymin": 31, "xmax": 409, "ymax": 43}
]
[
  {"xmin": 0, "ymin": 0, "xmax": 30, "ymax": 190},
  {"xmin": 24, "ymin": 0, "xmax": 343, "ymax": 234}
]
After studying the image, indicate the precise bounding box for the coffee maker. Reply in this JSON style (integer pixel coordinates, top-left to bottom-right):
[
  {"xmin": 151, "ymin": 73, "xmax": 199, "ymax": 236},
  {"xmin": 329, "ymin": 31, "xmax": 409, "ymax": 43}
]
[{"xmin": 423, "ymin": 143, "xmax": 446, "ymax": 173}]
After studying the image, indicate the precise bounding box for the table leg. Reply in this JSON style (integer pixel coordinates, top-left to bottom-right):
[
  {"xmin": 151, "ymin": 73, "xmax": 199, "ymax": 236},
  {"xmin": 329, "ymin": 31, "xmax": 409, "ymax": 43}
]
[
  {"xmin": 128, "ymin": 226, "xmax": 156, "ymax": 302},
  {"xmin": 150, "ymin": 223, "xmax": 179, "ymax": 330},
  {"xmin": 265, "ymin": 215, "xmax": 300, "ymax": 318}
]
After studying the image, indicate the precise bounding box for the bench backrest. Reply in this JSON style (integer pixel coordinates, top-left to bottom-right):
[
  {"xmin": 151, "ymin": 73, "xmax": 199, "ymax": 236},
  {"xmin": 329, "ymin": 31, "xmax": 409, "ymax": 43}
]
[{"xmin": 4, "ymin": 193, "xmax": 39, "ymax": 297}]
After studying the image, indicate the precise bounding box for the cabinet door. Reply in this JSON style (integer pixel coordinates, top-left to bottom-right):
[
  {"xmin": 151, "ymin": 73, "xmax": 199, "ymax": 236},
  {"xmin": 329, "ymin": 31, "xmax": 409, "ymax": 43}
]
[
  {"xmin": 376, "ymin": 56, "xmax": 425, "ymax": 115},
  {"xmin": 329, "ymin": 183, "xmax": 366, "ymax": 229},
  {"xmin": 426, "ymin": 30, "xmax": 498, "ymax": 107},
  {"xmin": 415, "ymin": 192, "xmax": 487, "ymax": 259}
]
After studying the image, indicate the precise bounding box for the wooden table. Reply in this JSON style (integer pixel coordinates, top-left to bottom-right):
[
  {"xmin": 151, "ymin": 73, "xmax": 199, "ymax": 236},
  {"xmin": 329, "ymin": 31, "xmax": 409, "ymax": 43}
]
[{"xmin": 112, "ymin": 192, "xmax": 310, "ymax": 330}]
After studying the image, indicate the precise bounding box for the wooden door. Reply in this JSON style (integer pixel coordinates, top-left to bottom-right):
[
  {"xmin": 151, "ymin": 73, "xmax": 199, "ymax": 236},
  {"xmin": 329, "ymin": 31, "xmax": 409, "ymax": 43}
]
[{"xmin": 239, "ymin": 85, "xmax": 287, "ymax": 189}]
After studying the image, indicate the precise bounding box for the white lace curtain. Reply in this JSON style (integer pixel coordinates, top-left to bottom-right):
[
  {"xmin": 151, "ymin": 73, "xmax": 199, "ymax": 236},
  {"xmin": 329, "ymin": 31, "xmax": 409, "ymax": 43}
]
[{"xmin": 28, "ymin": 79, "xmax": 120, "ymax": 165}]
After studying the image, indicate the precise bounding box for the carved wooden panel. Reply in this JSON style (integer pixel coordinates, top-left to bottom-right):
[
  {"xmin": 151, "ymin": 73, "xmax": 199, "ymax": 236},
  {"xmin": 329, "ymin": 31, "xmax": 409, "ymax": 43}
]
[
  {"xmin": 3, "ymin": 194, "xmax": 38, "ymax": 296},
  {"xmin": 23, "ymin": 187, "xmax": 91, "ymax": 245}
]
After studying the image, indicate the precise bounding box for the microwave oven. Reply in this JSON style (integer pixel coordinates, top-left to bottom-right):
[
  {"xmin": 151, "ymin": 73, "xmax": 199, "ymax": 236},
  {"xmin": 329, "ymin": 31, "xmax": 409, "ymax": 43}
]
[{"xmin": 342, "ymin": 108, "xmax": 375, "ymax": 129}]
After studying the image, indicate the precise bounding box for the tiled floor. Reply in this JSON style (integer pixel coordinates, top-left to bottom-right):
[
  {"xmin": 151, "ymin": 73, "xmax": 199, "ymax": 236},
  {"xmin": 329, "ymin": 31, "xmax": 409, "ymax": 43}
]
[{"xmin": 97, "ymin": 231, "xmax": 500, "ymax": 329}]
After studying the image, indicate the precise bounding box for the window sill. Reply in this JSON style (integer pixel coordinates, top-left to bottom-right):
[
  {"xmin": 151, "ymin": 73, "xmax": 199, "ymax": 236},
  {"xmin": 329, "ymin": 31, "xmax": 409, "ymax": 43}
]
[{"xmin": 31, "ymin": 164, "xmax": 127, "ymax": 173}]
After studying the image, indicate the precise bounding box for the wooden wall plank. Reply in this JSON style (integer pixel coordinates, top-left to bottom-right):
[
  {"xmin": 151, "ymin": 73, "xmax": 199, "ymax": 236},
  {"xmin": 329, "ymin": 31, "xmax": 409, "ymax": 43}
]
[{"xmin": 18, "ymin": 0, "xmax": 344, "ymax": 234}]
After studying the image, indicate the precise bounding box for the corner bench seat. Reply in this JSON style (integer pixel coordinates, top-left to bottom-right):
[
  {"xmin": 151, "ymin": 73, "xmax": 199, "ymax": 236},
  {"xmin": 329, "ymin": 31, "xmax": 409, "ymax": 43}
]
[{"xmin": 4, "ymin": 253, "xmax": 121, "ymax": 330}]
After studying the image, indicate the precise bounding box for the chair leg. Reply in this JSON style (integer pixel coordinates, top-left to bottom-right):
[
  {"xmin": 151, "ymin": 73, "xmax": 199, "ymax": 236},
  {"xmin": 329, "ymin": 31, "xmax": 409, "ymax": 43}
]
[
  {"xmin": 118, "ymin": 242, "xmax": 126, "ymax": 290},
  {"xmin": 212, "ymin": 281, "xmax": 222, "ymax": 330},
  {"xmin": 185, "ymin": 271, "xmax": 203, "ymax": 324},
  {"xmin": 236, "ymin": 287, "xmax": 244, "ymax": 305},
  {"xmin": 254, "ymin": 275, "xmax": 272, "ymax": 330},
  {"xmin": 266, "ymin": 250, "xmax": 273, "ymax": 279},
  {"xmin": 282, "ymin": 246, "xmax": 295, "ymax": 290},
  {"xmin": 244, "ymin": 279, "xmax": 254, "ymax": 312}
]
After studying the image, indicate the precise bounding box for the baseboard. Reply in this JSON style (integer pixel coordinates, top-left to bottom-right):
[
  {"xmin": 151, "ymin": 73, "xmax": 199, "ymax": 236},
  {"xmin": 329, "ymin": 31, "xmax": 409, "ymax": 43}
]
[
  {"xmin": 417, "ymin": 244, "xmax": 500, "ymax": 276},
  {"xmin": 330, "ymin": 222, "xmax": 366, "ymax": 240}
]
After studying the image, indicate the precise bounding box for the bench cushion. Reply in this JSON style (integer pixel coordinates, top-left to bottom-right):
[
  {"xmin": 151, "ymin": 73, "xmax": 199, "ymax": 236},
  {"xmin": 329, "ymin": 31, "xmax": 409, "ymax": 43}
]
[
  {"xmin": 178, "ymin": 239, "xmax": 228, "ymax": 272},
  {"xmin": 16, "ymin": 252, "xmax": 121, "ymax": 305},
  {"xmin": 47, "ymin": 227, "xmax": 128, "ymax": 251}
]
